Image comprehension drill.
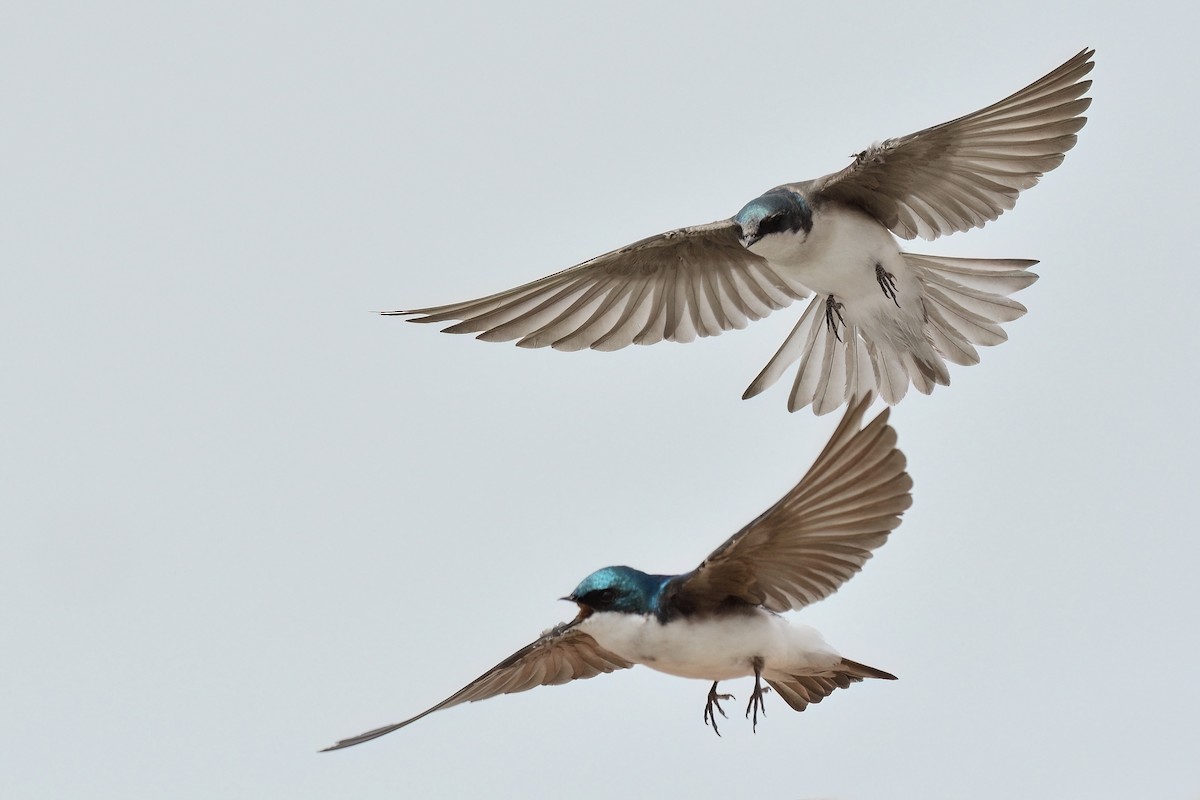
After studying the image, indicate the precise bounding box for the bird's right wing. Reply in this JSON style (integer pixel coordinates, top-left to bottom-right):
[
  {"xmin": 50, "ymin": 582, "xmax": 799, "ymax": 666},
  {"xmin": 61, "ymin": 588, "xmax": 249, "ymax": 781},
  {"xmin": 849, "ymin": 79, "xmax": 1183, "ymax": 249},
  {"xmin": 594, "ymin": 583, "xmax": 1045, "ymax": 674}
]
[
  {"xmin": 807, "ymin": 49, "xmax": 1094, "ymax": 241},
  {"xmin": 388, "ymin": 221, "xmax": 808, "ymax": 351},
  {"xmin": 321, "ymin": 621, "xmax": 631, "ymax": 751},
  {"xmin": 669, "ymin": 394, "xmax": 911, "ymax": 614}
]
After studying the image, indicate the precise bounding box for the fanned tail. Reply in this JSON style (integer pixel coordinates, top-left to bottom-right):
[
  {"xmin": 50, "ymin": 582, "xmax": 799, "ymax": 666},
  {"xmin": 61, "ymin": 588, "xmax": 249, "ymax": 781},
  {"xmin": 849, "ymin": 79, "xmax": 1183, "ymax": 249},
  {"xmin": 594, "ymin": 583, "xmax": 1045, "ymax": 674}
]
[
  {"xmin": 742, "ymin": 254, "xmax": 1038, "ymax": 414},
  {"xmin": 742, "ymin": 294, "xmax": 945, "ymax": 414},
  {"xmin": 742, "ymin": 300, "xmax": 874, "ymax": 415}
]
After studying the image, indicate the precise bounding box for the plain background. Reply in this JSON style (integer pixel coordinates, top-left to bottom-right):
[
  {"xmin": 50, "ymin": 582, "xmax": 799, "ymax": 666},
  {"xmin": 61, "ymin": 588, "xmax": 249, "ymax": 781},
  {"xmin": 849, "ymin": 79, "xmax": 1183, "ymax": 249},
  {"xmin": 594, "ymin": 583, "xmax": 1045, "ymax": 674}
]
[{"xmin": 6, "ymin": 2, "xmax": 1198, "ymax": 798}]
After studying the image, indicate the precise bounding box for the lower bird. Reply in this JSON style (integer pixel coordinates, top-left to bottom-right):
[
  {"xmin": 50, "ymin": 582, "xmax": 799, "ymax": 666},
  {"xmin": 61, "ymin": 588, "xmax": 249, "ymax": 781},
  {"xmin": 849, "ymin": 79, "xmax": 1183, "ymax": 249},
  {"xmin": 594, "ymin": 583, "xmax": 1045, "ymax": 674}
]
[
  {"xmin": 322, "ymin": 394, "xmax": 911, "ymax": 750},
  {"xmin": 389, "ymin": 50, "xmax": 1092, "ymax": 414}
]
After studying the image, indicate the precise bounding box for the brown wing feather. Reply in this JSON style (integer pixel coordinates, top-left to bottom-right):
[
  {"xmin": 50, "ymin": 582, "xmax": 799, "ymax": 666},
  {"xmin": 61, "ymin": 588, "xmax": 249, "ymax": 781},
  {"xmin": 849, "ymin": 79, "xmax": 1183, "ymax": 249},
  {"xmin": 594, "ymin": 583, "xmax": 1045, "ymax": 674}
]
[
  {"xmin": 387, "ymin": 221, "xmax": 807, "ymax": 351},
  {"xmin": 321, "ymin": 622, "xmax": 631, "ymax": 751},
  {"xmin": 807, "ymin": 49, "xmax": 1094, "ymax": 240},
  {"xmin": 670, "ymin": 393, "xmax": 911, "ymax": 613}
]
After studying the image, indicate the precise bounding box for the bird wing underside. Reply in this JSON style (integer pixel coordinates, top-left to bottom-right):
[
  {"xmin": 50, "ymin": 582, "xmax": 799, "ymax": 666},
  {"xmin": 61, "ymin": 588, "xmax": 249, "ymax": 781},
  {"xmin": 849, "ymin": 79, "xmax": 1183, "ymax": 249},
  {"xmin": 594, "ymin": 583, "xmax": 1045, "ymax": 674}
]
[
  {"xmin": 388, "ymin": 221, "xmax": 807, "ymax": 351},
  {"xmin": 805, "ymin": 48, "xmax": 1094, "ymax": 241}
]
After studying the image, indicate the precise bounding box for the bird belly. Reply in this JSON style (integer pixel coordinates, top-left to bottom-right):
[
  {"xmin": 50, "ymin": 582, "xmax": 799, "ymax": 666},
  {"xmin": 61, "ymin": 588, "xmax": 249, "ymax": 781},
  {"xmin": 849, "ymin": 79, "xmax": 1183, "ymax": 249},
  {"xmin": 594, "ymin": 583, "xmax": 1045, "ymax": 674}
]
[
  {"xmin": 581, "ymin": 611, "xmax": 843, "ymax": 681},
  {"xmin": 751, "ymin": 204, "xmax": 910, "ymax": 302},
  {"xmin": 750, "ymin": 203, "xmax": 934, "ymax": 365}
]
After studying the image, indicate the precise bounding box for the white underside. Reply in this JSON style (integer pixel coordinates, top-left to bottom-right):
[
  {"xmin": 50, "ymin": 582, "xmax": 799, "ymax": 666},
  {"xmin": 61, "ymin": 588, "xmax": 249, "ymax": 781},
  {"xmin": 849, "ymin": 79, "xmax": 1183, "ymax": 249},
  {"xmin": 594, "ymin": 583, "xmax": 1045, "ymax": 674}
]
[
  {"xmin": 748, "ymin": 205, "xmax": 925, "ymax": 338},
  {"xmin": 578, "ymin": 609, "xmax": 844, "ymax": 682},
  {"xmin": 742, "ymin": 202, "xmax": 981, "ymax": 410}
]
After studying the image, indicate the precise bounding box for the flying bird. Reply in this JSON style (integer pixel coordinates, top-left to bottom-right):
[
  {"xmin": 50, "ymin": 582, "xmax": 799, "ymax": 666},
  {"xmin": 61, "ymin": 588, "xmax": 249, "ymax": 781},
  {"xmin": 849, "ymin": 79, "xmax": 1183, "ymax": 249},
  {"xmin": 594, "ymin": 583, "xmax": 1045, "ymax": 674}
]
[
  {"xmin": 322, "ymin": 394, "xmax": 910, "ymax": 750},
  {"xmin": 389, "ymin": 50, "xmax": 1093, "ymax": 414}
]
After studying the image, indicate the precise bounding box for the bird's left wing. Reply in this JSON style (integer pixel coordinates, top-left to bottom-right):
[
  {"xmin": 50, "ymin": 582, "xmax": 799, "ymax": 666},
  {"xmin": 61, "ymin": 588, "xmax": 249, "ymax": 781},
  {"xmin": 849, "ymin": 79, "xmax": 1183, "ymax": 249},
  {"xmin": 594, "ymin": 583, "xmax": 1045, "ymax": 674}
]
[
  {"xmin": 387, "ymin": 221, "xmax": 807, "ymax": 351},
  {"xmin": 667, "ymin": 394, "xmax": 911, "ymax": 614},
  {"xmin": 804, "ymin": 48, "xmax": 1094, "ymax": 241},
  {"xmin": 321, "ymin": 621, "xmax": 631, "ymax": 751}
]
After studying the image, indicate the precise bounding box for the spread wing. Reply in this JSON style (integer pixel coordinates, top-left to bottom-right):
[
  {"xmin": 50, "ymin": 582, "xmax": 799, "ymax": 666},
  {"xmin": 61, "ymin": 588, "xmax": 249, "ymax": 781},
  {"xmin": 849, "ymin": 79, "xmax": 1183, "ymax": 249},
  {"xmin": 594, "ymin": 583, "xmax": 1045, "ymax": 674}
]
[
  {"xmin": 669, "ymin": 394, "xmax": 911, "ymax": 614},
  {"xmin": 387, "ymin": 221, "xmax": 808, "ymax": 351},
  {"xmin": 321, "ymin": 621, "xmax": 631, "ymax": 751},
  {"xmin": 805, "ymin": 48, "xmax": 1094, "ymax": 241}
]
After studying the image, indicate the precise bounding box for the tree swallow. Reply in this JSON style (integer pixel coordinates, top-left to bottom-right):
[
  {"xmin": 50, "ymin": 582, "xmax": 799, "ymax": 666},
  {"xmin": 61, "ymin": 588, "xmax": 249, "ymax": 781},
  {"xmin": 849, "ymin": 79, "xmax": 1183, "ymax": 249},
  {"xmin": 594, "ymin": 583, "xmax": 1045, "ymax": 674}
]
[
  {"xmin": 322, "ymin": 394, "xmax": 910, "ymax": 750},
  {"xmin": 388, "ymin": 50, "xmax": 1093, "ymax": 414}
]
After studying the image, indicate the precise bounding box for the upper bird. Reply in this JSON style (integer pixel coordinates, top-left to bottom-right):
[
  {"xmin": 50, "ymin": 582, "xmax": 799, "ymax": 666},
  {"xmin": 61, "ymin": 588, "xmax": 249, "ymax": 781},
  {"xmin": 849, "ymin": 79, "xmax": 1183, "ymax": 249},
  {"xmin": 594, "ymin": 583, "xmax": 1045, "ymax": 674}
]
[
  {"xmin": 322, "ymin": 394, "xmax": 910, "ymax": 750},
  {"xmin": 389, "ymin": 50, "xmax": 1093, "ymax": 414}
]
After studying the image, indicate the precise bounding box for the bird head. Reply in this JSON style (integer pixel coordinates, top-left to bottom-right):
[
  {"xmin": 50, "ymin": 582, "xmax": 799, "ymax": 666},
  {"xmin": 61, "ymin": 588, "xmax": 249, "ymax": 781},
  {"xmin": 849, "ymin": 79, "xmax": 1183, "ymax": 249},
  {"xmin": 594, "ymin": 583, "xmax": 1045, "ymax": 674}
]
[
  {"xmin": 564, "ymin": 566, "xmax": 669, "ymax": 616},
  {"xmin": 734, "ymin": 189, "xmax": 813, "ymax": 249}
]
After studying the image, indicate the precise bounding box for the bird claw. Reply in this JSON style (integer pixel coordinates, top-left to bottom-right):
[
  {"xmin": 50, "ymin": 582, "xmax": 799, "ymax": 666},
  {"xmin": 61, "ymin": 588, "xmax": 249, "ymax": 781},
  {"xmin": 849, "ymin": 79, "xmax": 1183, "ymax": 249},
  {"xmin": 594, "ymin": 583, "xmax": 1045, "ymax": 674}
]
[
  {"xmin": 745, "ymin": 663, "xmax": 770, "ymax": 733},
  {"xmin": 875, "ymin": 263, "xmax": 900, "ymax": 308},
  {"xmin": 823, "ymin": 296, "xmax": 846, "ymax": 342},
  {"xmin": 704, "ymin": 682, "xmax": 735, "ymax": 736}
]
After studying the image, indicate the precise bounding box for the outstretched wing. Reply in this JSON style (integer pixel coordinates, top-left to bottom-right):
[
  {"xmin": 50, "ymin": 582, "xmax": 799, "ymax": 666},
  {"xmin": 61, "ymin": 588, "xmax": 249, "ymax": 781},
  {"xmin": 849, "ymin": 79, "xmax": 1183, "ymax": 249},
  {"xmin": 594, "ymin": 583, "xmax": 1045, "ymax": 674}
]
[
  {"xmin": 669, "ymin": 394, "xmax": 911, "ymax": 613},
  {"xmin": 805, "ymin": 49, "xmax": 1094, "ymax": 241},
  {"xmin": 388, "ymin": 221, "xmax": 808, "ymax": 351},
  {"xmin": 321, "ymin": 621, "xmax": 631, "ymax": 751}
]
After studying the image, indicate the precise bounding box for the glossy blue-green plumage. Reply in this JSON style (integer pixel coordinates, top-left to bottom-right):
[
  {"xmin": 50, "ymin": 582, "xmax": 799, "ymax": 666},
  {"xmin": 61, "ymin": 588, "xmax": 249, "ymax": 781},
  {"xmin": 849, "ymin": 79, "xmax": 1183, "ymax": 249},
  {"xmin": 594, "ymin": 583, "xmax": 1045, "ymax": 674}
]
[
  {"xmin": 734, "ymin": 189, "xmax": 813, "ymax": 238},
  {"xmin": 569, "ymin": 566, "xmax": 673, "ymax": 616}
]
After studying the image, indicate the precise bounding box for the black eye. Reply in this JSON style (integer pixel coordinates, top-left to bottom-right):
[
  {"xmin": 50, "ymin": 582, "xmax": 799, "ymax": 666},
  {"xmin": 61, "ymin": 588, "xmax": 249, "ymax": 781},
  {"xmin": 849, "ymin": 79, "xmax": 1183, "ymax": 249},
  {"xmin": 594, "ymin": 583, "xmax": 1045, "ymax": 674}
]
[
  {"xmin": 581, "ymin": 586, "xmax": 619, "ymax": 609},
  {"xmin": 757, "ymin": 214, "xmax": 784, "ymax": 236},
  {"xmin": 586, "ymin": 588, "xmax": 618, "ymax": 608}
]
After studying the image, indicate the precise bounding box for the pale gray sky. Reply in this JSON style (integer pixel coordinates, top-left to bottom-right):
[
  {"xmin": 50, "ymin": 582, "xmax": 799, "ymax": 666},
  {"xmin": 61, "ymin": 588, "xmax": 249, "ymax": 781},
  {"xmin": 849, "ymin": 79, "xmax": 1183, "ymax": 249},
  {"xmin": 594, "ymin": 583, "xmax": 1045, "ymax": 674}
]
[{"xmin": 5, "ymin": 3, "xmax": 1198, "ymax": 798}]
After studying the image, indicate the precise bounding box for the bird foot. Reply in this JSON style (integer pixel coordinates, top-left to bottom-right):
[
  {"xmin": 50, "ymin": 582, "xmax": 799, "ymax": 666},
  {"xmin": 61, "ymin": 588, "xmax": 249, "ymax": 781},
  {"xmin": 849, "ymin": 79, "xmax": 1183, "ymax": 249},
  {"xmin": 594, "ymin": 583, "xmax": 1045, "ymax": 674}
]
[
  {"xmin": 823, "ymin": 296, "xmax": 846, "ymax": 342},
  {"xmin": 875, "ymin": 263, "xmax": 900, "ymax": 308},
  {"xmin": 704, "ymin": 682, "xmax": 735, "ymax": 737},
  {"xmin": 745, "ymin": 665, "xmax": 770, "ymax": 733}
]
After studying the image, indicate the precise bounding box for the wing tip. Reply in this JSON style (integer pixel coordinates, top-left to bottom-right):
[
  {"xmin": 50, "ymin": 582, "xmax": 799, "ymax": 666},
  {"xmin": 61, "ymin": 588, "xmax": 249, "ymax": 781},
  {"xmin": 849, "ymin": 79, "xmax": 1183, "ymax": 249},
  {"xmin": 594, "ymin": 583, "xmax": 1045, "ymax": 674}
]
[{"xmin": 319, "ymin": 736, "xmax": 365, "ymax": 753}]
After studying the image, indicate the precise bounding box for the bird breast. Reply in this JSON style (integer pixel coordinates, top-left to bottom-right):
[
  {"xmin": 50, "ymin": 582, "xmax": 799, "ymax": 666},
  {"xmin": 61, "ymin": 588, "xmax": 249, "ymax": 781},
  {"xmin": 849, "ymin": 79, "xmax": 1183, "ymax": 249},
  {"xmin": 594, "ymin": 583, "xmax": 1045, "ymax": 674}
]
[
  {"xmin": 579, "ymin": 609, "xmax": 843, "ymax": 681},
  {"xmin": 748, "ymin": 203, "xmax": 909, "ymax": 303}
]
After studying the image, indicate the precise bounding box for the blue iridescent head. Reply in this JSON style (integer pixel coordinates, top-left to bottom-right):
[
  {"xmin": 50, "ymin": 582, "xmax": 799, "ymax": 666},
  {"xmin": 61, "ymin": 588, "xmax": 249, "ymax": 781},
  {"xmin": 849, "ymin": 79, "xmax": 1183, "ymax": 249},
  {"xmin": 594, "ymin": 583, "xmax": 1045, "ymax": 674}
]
[
  {"xmin": 734, "ymin": 189, "xmax": 813, "ymax": 247},
  {"xmin": 566, "ymin": 566, "xmax": 670, "ymax": 615}
]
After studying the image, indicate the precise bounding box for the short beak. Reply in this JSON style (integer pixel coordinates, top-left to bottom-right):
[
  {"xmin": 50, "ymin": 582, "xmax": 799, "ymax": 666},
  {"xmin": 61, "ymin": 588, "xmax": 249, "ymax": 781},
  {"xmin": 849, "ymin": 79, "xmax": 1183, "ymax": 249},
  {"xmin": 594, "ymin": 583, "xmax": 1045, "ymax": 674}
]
[
  {"xmin": 741, "ymin": 233, "xmax": 762, "ymax": 249},
  {"xmin": 561, "ymin": 594, "xmax": 593, "ymax": 621}
]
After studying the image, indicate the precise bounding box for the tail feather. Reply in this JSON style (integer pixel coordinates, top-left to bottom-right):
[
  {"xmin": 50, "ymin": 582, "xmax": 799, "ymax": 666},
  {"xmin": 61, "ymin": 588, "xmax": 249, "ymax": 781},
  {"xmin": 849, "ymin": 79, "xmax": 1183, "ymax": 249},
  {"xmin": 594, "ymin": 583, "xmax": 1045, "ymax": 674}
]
[
  {"xmin": 766, "ymin": 658, "xmax": 896, "ymax": 714},
  {"xmin": 745, "ymin": 297, "xmax": 933, "ymax": 414},
  {"xmin": 790, "ymin": 316, "xmax": 856, "ymax": 416},
  {"xmin": 843, "ymin": 328, "xmax": 873, "ymax": 407},
  {"xmin": 897, "ymin": 329, "xmax": 947, "ymax": 395},
  {"xmin": 743, "ymin": 253, "xmax": 1039, "ymax": 413},
  {"xmin": 743, "ymin": 297, "xmax": 823, "ymax": 403},
  {"xmin": 839, "ymin": 657, "xmax": 898, "ymax": 682},
  {"xmin": 866, "ymin": 336, "xmax": 920, "ymax": 406}
]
